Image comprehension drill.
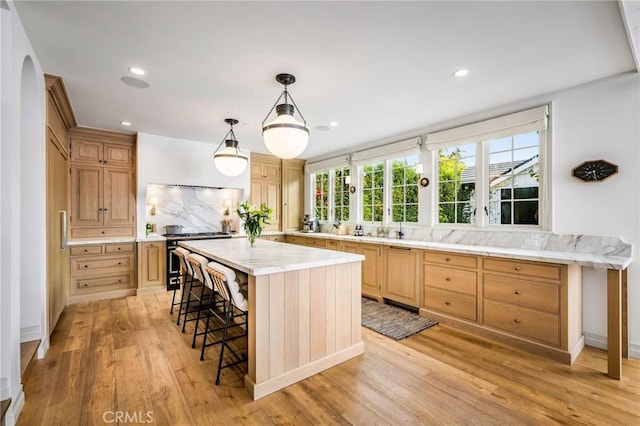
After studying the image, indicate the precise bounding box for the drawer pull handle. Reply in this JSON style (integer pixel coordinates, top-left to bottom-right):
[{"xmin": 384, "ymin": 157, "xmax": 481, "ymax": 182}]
[
  {"xmin": 445, "ymin": 277, "xmax": 451, "ymax": 282},
  {"xmin": 514, "ymin": 266, "xmax": 521, "ymax": 271},
  {"xmin": 445, "ymin": 301, "xmax": 451, "ymax": 305},
  {"xmin": 445, "ymin": 257, "xmax": 451, "ymax": 262},
  {"xmin": 514, "ymin": 319, "xmax": 521, "ymax": 323}
]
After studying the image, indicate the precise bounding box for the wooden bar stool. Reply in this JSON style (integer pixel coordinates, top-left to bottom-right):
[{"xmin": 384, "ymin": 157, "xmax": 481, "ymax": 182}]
[
  {"xmin": 172, "ymin": 247, "xmax": 194, "ymax": 325},
  {"xmin": 204, "ymin": 262, "xmax": 248, "ymax": 385}
]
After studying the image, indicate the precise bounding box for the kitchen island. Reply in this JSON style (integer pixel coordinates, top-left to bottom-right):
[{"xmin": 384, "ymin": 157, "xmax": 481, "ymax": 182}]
[{"xmin": 179, "ymin": 238, "xmax": 365, "ymax": 400}]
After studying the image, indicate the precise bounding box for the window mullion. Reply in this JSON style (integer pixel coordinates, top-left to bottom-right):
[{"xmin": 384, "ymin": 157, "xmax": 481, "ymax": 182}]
[{"xmin": 478, "ymin": 141, "xmax": 488, "ymax": 229}]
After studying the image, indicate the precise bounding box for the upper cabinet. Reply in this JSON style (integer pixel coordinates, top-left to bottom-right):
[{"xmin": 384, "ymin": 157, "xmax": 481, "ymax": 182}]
[
  {"xmin": 69, "ymin": 127, "xmax": 136, "ymax": 239},
  {"xmin": 250, "ymin": 153, "xmax": 305, "ymax": 232}
]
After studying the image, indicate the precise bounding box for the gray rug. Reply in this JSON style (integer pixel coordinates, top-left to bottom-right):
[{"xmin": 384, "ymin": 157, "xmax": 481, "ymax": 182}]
[{"xmin": 361, "ymin": 297, "xmax": 438, "ymax": 340}]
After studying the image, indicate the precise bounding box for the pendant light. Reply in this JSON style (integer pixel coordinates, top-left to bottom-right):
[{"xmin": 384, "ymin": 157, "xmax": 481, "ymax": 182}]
[
  {"xmin": 262, "ymin": 73, "xmax": 309, "ymax": 159},
  {"xmin": 213, "ymin": 118, "xmax": 248, "ymax": 177}
]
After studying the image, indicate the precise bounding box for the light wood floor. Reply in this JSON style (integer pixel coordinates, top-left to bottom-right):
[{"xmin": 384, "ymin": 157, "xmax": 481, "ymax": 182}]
[{"xmin": 18, "ymin": 292, "xmax": 640, "ymax": 425}]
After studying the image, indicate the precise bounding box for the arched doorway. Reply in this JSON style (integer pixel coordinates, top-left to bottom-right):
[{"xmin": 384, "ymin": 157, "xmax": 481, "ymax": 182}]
[{"xmin": 19, "ymin": 56, "xmax": 46, "ymax": 361}]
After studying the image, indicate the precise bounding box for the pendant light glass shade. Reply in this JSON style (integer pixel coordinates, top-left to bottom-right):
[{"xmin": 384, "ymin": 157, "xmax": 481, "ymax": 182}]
[
  {"xmin": 213, "ymin": 119, "xmax": 248, "ymax": 177},
  {"xmin": 262, "ymin": 73, "xmax": 309, "ymax": 159}
]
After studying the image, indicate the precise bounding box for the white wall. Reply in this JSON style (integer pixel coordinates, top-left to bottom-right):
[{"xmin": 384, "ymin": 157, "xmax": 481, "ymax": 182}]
[
  {"xmin": 0, "ymin": 3, "xmax": 47, "ymax": 424},
  {"xmin": 136, "ymin": 132, "xmax": 251, "ymax": 238}
]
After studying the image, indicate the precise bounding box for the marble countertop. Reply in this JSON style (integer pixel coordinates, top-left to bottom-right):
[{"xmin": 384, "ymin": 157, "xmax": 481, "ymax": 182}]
[
  {"xmin": 286, "ymin": 232, "xmax": 632, "ymax": 270},
  {"xmin": 179, "ymin": 238, "xmax": 365, "ymax": 276}
]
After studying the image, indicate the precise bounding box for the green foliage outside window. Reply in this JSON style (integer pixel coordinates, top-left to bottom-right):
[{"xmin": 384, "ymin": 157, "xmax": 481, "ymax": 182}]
[
  {"xmin": 391, "ymin": 156, "xmax": 419, "ymax": 222},
  {"xmin": 362, "ymin": 162, "xmax": 384, "ymax": 222},
  {"xmin": 438, "ymin": 148, "xmax": 475, "ymax": 224},
  {"xmin": 314, "ymin": 172, "xmax": 329, "ymax": 220},
  {"xmin": 334, "ymin": 167, "xmax": 350, "ymax": 221}
]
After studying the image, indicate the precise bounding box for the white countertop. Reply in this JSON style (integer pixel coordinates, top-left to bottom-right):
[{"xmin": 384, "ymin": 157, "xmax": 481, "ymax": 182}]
[
  {"xmin": 286, "ymin": 232, "xmax": 632, "ymax": 270},
  {"xmin": 179, "ymin": 238, "xmax": 364, "ymax": 276}
]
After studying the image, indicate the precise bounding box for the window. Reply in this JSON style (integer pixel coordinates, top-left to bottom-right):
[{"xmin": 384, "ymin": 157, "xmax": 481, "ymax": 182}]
[
  {"xmin": 362, "ymin": 161, "xmax": 384, "ymax": 222},
  {"xmin": 334, "ymin": 167, "xmax": 350, "ymax": 221},
  {"xmin": 428, "ymin": 105, "xmax": 548, "ymax": 229},
  {"xmin": 314, "ymin": 171, "xmax": 329, "ymax": 220},
  {"xmin": 488, "ymin": 132, "xmax": 539, "ymax": 225},
  {"xmin": 391, "ymin": 154, "xmax": 419, "ymax": 223},
  {"xmin": 437, "ymin": 145, "xmax": 476, "ymax": 225}
]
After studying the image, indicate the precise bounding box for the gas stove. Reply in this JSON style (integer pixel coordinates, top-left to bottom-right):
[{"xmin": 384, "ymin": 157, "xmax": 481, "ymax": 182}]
[{"xmin": 163, "ymin": 231, "xmax": 232, "ymax": 240}]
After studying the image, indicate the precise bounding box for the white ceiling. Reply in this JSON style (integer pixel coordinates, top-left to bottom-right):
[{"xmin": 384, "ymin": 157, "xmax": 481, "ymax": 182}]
[{"xmin": 14, "ymin": 1, "xmax": 638, "ymax": 160}]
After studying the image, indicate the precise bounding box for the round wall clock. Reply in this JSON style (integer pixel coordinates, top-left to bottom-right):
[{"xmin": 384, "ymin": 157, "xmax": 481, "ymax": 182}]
[{"xmin": 571, "ymin": 159, "xmax": 618, "ymax": 182}]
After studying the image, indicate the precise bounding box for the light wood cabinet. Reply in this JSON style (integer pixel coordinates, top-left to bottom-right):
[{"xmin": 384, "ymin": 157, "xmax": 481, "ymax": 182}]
[
  {"xmin": 383, "ymin": 246, "xmax": 420, "ymax": 307},
  {"xmin": 45, "ymin": 74, "xmax": 75, "ymax": 336},
  {"xmin": 250, "ymin": 153, "xmax": 281, "ymax": 231},
  {"xmin": 282, "ymin": 159, "xmax": 305, "ymax": 231},
  {"xmin": 137, "ymin": 241, "xmax": 166, "ymax": 295},
  {"xmin": 69, "ymin": 128, "xmax": 136, "ymax": 239},
  {"xmin": 343, "ymin": 241, "xmax": 383, "ymax": 300},
  {"xmin": 423, "ymin": 251, "xmax": 478, "ymax": 321},
  {"xmin": 260, "ymin": 234, "xmax": 285, "ymax": 242},
  {"xmin": 69, "ymin": 242, "xmax": 136, "ymax": 303}
]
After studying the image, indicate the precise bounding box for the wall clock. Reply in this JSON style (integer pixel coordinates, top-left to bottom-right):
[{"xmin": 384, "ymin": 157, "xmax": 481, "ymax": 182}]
[{"xmin": 571, "ymin": 159, "xmax": 618, "ymax": 182}]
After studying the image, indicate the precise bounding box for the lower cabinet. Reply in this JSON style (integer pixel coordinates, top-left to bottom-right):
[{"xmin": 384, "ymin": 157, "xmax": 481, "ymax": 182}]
[
  {"xmin": 69, "ymin": 242, "xmax": 136, "ymax": 303},
  {"xmin": 336, "ymin": 241, "xmax": 383, "ymax": 300},
  {"xmin": 137, "ymin": 241, "xmax": 166, "ymax": 295},
  {"xmin": 383, "ymin": 246, "xmax": 420, "ymax": 307},
  {"xmin": 260, "ymin": 234, "xmax": 285, "ymax": 242}
]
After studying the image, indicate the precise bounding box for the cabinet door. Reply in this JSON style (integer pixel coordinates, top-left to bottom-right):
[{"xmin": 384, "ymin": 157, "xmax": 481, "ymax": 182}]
[
  {"xmin": 71, "ymin": 139, "xmax": 102, "ymax": 165},
  {"xmin": 70, "ymin": 165, "xmax": 103, "ymax": 226},
  {"xmin": 263, "ymin": 180, "xmax": 281, "ymax": 231},
  {"xmin": 361, "ymin": 244, "xmax": 382, "ymax": 298},
  {"xmin": 103, "ymin": 143, "xmax": 134, "ymax": 168},
  {"xmin": 282, "ymin": 161, "xmax": 304, "ymax": 231},
  {"xmin": 384, "ymin": 247, "xmax": 419, "ymax": 307},
  {"xmin": 138, "ymin": 242, "xmax": 166, "ymax": 288},
  {"xmin": 249, "ymin": 180, "xmax": 264, "ymax": 208},
  {"xmin": 263, "ymin": 162, "xmax": 281, "ymax": 181},
  {"xmin": 103, "ymin": 168, "xmax": 135, "ymax": 226}
]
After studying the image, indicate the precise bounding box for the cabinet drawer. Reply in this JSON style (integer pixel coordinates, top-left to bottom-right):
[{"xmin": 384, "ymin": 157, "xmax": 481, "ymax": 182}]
[
  {"xmin": 70, "ymin": 245, "xmax": 102, "ymax": 256},
  {"xmin": 424, "ymin": 287, "xmax": 476, "ymax": 321},
  {"xmin": 424, "ymin": 265, "xmax": 477, "ymax": 296},
  {"xmin": 305, "ymin": 238, "xmax": 327, "ymax": 248},
  {"xmin": 484, "ymin": 274, "xmax": 559, "ymax": 314},
  {"xmin": 73, "ymin": 274, "xmax": 131, "ymax": 289},
  {"xmin": 424, "ymin": 251, "xmax": 478, "ymax": 269},
  {"xmin": 327, "ymin": 240, "xmax": 341, "ymax": 250},
  {"xmin": 104, "ymin": 243, "xmax": 135, "ymax": 253},
  {"xmin": 71, "ymin": 254, "xmax": 133, "ymax": 276},
  {"xmin": 285, "ymin": 236, "xmax": 305, "ymax": 246},
  {"xmin": 483, "ymin": 300, "xmax": 559, "ymax": 346},
  {"xmin": 482, "ymin": 258, "xmax": 561, "ymax": 281},
  {"xmin": 70, "ymin": 227, "xmax": 135, "ymax": 239}
]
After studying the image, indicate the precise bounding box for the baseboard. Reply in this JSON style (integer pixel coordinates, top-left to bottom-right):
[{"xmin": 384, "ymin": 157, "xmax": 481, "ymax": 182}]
[
  {"xmin": 38, "ymin": 337, "xmax": 50, "ymax": 359},
  {"xmin": 20, "ymin": 326, "xmax": 40, "ymax": 344},
  {"xmin": 583, "ymin": 332, "xmax": 640, "ymax": 359},
  {"xmin": 5, "ymin": 385, "xmax": 24, "ymax": 426}
]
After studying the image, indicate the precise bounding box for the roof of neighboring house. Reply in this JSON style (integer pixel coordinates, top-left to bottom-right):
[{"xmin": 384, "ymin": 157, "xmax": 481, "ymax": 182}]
[{"xmin": 459, "ymin": 155, "xmax": 539, "ymax": 183}]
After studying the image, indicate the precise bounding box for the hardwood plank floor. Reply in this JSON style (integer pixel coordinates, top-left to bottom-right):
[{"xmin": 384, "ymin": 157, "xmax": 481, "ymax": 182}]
[{"xmin": 19, "ymin": 292, "xmax": 640, "ymax": 425}]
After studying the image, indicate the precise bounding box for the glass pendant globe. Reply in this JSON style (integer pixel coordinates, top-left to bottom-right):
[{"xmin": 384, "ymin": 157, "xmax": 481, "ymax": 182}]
[
  {"xmin": 214, "ymin": 142, "xmax": 248, "ymax": 177},
  {"xmin": 263, "ymin": 111, "xmax": 309, "ymax": 159}
]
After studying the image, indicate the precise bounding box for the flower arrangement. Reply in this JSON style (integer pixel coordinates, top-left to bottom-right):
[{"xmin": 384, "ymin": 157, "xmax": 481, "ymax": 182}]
[{"xmin": 236, "ymin": 201, "xmax": 272, "ymax": 246}]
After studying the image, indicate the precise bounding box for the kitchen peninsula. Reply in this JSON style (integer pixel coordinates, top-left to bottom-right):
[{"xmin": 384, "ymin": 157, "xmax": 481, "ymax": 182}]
[{"xmin": 179, "ymin": 238, "xmax": 365, "ymax": 400}]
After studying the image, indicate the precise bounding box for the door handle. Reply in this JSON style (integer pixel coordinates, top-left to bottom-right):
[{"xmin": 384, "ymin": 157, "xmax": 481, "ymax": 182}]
[{"xmin": 60, "ymin": 210, "xmax": 67, "ymax": 250}]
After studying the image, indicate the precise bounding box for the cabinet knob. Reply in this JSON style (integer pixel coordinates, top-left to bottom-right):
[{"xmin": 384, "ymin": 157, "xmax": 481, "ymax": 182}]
[
  {"xmin": 514, "ymin": 290, "xmax": 520, "ymax": 295},
  {"xmin": 118, "ymin": 279, "xmax": 122, "ymax": 283},
  {"xmin": 514, "ymin": 266, "xmax": 521, "ymax": 271},
  {"xmin": 118, "ymin": 262, "xmax": 122, "ymax": 265},
  {"xmin": 445, "ymin": 277, "xmax": 451, "ymax": 282},
  {"xmin": 83, "ymin": 249, "xmax": 88, "ymax": 252},
  {"xmin": 83, "ymin": 283, "xmax": 88, "ymax": 287},
  {"xmin": 101, "ymin": 231, "xmax": 105, "ymax": 234},
  {"xmin": 514, "ymin": 319, "xmax": 521, "ymax": 323},
  {"xmin": 445, "ymin": 257, "xmax": 451, "ymax": 262},
  {"xmin": 84, "ymin": 265, "xmax": 88, "ymax": 268},
  {"xmin": 104, "ymin": 208, "xmax": 108, "ymax": 211},
  {"xmin": 445, "ymin": 301, "xmax": 451, "ymax": 305},
  {"xmin": 99, "ymin": 208, "xmax": 103, "ymax": 211},
  {"xmin": 117, "ymin": 247, "xmax": 121, "ymax": 250},
  {"xmin": 103, "ymin": 160, "xmax": 108, "ymax": 164}
]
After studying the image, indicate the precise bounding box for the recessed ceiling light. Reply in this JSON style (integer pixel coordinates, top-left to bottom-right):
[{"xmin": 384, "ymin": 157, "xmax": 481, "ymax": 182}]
[
  {"xmin": 121, "ymin": 76, "xmax": 150, "ymax": 89},
  {"xmin": 120, "ymin": 121, "xmax": 132, "ymax": 126},
  {"xmin": 329, "ymin": 121, "xmax": 339, "ymax": 127},
  {"xmin": 128, "ymin": 67, "xmax": 146, "ymax": 76},
  {"xmin": 453, "ymin": 69, "xmax": 469, "ymax": 78}
]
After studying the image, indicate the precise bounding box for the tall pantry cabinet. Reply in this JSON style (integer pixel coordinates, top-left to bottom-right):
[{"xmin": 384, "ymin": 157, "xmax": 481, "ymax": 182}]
[{"xmin": 45, "ymin": 75, "xmax": 76, "ymax": 335}]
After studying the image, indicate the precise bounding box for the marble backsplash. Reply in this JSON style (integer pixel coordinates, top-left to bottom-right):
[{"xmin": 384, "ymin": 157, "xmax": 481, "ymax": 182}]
[
  {"xmin": 318, "ymin": 223, "xmax": 631, "ymax": 258},
  {"xmin": 145, "ymin": 184, "xmax": 243, "ymax": 234}
]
